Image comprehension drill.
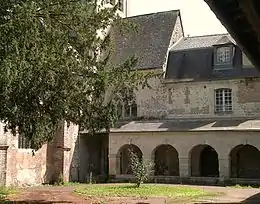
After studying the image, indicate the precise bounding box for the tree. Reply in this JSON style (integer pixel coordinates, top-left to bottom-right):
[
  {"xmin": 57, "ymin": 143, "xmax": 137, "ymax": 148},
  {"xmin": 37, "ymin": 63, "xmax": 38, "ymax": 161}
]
[
  {"xmin": 0, "ymin": 0, "xmax": 154, "ymax": 149},
  {"xmin": 129, "ymin": 148, "xmax": 154, "ymax": 187}
]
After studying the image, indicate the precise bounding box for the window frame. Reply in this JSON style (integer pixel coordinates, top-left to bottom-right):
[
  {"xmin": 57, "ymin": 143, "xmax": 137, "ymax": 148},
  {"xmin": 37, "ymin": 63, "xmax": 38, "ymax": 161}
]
[
  {"xmin": 214, "ymin": 45, "xmax": 234, "ymax": 70},
  {"xmin": 214, "ymin": 88, "xmax": 233, "ymax": 114},
  {"xmin": 117, "ymin": 100, "xmax": 137, "ymax": 119}
]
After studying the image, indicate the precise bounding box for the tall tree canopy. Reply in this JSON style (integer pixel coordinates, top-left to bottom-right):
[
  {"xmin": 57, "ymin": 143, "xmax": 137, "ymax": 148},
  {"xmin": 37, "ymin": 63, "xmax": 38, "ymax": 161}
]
[{"xmin": 0, "ymin": 0, "xmax": 153, "ymax": 149}]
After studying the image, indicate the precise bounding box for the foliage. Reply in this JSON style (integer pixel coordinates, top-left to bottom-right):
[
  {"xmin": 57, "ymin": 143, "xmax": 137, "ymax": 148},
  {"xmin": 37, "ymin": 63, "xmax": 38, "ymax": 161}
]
[
  {"xmin": 128, "ymin": 148, "xmax": 154, "ymax": 187},
  {"xmin": 0, "ymin": 186, "xmax": 16, "ymax": 200},
  {"xmin": 0, "ymin": 0, "xmax": 157, "ymax": 149},
  {"xmin": 54, "ymin": 173, "xmax": 64, "ymax": 186},
  {"xmin": 74, "ymin": 184, "xmax": 214, "ymax": 199}
]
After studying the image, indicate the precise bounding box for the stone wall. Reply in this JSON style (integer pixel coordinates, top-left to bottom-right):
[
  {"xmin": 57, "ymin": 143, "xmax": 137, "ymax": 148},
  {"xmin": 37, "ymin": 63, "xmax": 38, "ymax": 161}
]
[
  {"xmin": 6, "ymin": 134, "xmax": 50, "ymax": 186},
  {"xmin": 136, "ymin": 77, "xmax": 260, "ymax": 119},
  {"xmin": 3, "ymin": 122, "xmax": 79, "ymax": 186},
  {"xmin": 163, "ymin": 15, "xmax": 184, "ymax": 72},
  {"xmin": 108, "ymin": 130, "xmax": 260, "ymax": 181},
  {"xmin": 63, "ymin": 122, "xmax": 79, "ymax": 182}
]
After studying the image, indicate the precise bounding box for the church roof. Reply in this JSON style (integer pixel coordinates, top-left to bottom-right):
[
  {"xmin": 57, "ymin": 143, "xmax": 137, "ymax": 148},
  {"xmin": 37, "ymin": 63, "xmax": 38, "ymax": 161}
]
[{"xmin": 110, "ymin": 10, "xmax": 181, "ymax": 70}]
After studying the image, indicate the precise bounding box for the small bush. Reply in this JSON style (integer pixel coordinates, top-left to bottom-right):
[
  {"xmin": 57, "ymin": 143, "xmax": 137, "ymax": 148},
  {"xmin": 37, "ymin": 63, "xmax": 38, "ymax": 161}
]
[
  {"xmin": 129, "ymin": 148, "xmax": 154, "ymax": 187},
  {"xmin": 0, "ymin": 186, "xmax": 16, "ymax": 200},
  {"xmin": 54, "ymin": 173, "xmax": 64, "ymax": 186}
]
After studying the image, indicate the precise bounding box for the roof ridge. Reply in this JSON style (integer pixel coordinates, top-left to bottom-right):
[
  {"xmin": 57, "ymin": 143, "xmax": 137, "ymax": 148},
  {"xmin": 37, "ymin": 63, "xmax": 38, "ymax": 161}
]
[
  {"xmin": 126, "ymin": 9, "xmax": 180, "ymax": 19},
  {"xmin": 185, "ymin": 33, "xmax": 230, "ymax": 39}
]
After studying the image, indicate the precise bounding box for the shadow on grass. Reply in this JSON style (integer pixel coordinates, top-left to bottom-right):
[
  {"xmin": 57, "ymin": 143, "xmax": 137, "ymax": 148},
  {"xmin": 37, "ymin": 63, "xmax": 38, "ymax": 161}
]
[{"xmin": 194, "ymin": 192, "xmax": 260, "ymax": 204}]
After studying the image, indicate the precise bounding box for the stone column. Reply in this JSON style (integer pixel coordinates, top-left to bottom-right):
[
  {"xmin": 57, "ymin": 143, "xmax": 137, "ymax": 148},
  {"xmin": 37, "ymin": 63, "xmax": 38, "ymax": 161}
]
[
  {"xmin": 219, "ymin": 156, "xmax": 230, "ymax": 183},
  {"xmin": 179, "ymin": 157, "xmax": 189, "ymax": 179},
  {"xmin": 108, "ymin": 153, "xmax": 117, "ymax": 176}
]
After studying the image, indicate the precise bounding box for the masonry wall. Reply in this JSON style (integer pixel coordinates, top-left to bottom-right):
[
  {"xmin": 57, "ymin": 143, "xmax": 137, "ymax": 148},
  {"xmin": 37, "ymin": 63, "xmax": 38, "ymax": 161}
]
[
  {"xmin": 6, "ymin": 136, "xmax": 50, "ymax": 186},
  {"xmin": 3, "ymin": 122, "xmax": 79, "ymax": 186},
  {"xmin": 136, "ymin": 77, "xmax": 260, "ymax": 119},
  {"xmin": 108, "ymin": 131, "xmax": 260, "ymax": 181}
]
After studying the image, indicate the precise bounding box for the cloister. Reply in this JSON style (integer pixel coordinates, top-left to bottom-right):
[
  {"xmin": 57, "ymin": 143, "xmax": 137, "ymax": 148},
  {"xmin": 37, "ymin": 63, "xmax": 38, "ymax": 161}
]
[{"xmin": 108, "ymin": 131, "xmax": 260, "ymax": 184}]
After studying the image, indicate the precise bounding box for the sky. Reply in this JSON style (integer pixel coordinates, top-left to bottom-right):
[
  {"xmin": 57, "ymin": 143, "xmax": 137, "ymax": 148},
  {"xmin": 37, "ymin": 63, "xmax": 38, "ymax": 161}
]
[{"xmin": 127, "ymin": 0, "xmax": 227, "ymax": 36}]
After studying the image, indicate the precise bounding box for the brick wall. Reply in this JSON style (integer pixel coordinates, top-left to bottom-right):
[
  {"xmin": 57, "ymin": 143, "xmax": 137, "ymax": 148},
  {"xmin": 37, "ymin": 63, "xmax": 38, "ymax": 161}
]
[{"xmin": 136, "ymin": 77, "xmax": 260, "ymax": 119}]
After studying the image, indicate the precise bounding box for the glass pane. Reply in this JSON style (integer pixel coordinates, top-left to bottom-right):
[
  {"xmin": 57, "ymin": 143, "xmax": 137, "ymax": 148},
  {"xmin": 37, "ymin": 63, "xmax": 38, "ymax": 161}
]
[{"xmin": 217, "ymin": 47, "xmax": 231, "ymax": 64}]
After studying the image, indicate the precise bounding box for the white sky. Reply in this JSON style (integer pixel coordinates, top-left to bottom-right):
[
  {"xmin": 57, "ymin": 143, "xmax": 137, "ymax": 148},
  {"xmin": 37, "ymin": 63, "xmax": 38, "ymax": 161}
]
[{"xmin": 127, "ymin": 0, "xmax": 227, "ymax": 36}]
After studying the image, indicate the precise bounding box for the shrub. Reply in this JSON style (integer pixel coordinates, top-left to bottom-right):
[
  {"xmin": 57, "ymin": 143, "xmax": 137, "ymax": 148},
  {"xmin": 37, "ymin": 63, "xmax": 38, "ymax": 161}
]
[{"xmin": 129, "ymin": 148, "xmax": 154, "ymax": 187}]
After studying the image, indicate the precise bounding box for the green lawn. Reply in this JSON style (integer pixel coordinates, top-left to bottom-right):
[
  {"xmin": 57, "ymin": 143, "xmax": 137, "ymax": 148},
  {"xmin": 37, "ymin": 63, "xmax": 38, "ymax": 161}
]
[
  {"xmin": 0, "ymin": 186, "xmax": 16, "ymax": 200},
  {"xmin": 74, "ymin": 184, "xmax": 216, "ymax": 199}
]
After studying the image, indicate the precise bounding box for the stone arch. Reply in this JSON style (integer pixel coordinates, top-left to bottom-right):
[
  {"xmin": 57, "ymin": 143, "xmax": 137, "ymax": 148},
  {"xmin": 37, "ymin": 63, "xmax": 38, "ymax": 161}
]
[
  {"xmin": 190, "ymin": 144, "xmax": 219, "ymax": 177},
  {"xmin": 116, "ymin": 144, "xmax": 142, "ymax": 175},
  {"xmin": 230, "ymin": 144, "xmax": 260, "ymax": 179},
  {"xmin": 152, "ymin": 144, "xmax": 179, "ymax": 176}
]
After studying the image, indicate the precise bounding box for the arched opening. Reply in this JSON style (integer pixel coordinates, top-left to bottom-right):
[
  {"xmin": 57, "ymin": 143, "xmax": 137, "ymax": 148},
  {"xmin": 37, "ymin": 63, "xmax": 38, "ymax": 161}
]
[
  {"xmin": 153, "ymin": 144, "xmax": 179, "ymax": 176},
  {"xmin": 117, "ymin": 144, "xmax": 142, "ymax": 175},
  {"xmin": 230, "ymin": 145, "xmax": 260, "ymax": 179},
  {"xmin": 190, "ymin": 145, "xmax": 219, "ymax": 177}
]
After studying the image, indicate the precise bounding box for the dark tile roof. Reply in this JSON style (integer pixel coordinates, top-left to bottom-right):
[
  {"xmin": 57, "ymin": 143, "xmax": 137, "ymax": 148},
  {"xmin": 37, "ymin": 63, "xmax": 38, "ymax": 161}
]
[
  {"xmin": 110, "ymin": 10, "xmax": 180, "ymax": 70},
  {"xmin": 165, "ymin": 34, "xmax": 260, "ymax": 80},
  {"xmin": 204, "ymin": 0, "xmax": 260, "ymax": 69},
  {"xmin": 170, "ymin": 34, "xmax": 236, "ymax": 51},
  {"xmin": 110, "ymin": 118, "xmax": 260, "ymax": 133}
]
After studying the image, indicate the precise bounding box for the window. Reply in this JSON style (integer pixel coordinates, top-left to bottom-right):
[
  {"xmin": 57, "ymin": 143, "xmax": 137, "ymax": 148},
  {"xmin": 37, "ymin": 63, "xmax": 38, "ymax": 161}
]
[
  {"xmin": 117, "ymin": 100, "xmax": 137, "ymax": 119},
  {"xmin": 215, "ymin": 88, "xmax": 232, "ymax": 113},
  {"xmin": 118, "ymin": 0, "xmax": 124, "ymax": 11},
  {"xmin": 216, "ymin": 46, "xmax": 232, "ymax": 65},
  {"xmin": 18, "ymin": 134, "xmax": 32, "ymax": 149}
]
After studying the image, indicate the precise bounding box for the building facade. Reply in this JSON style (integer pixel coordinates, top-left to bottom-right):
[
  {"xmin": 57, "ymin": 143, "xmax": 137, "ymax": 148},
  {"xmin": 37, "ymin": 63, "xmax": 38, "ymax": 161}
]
[
  {"xmin": 2, "ymin": 7, "xmax": 260, "ymax": 186},
  {"xmin": 105, "ymin": 10, "xmax": 260, "ymax": 185}
]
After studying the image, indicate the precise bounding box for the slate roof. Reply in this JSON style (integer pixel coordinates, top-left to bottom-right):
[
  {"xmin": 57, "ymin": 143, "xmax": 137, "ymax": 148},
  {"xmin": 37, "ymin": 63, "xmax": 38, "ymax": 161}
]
[
  {"xmin": 204, "ymin": 0, "xmax": 260, "ymax": 69},
  {"xmin": 110, "ymin": 119, "xmax": 260, "ymax": 133},
  {"xmin": 165, "ymin": 33, "xmax": 260, "ymax": 80},
  {"xmin": 171, "ymin": 34, "xmax": 236, "ymax": 51},
  {"xmin": 110, "ymin": 10, "xmax": 180, "ymax": 70}
]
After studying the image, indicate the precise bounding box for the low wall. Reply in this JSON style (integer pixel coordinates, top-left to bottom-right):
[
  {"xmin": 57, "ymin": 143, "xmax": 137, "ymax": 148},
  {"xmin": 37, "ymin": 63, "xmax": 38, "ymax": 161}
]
[{"xmin": 6, "ymin": 144, "xmax": 52, "ymax": 186}]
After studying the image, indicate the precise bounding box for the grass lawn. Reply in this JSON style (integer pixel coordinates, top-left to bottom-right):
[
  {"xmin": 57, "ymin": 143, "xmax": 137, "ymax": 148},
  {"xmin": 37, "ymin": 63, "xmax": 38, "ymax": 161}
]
[
  {"xmin": 74, "ymin": 184, "xmax": 217, "ymax": 199},
  {"xmin": 0, "ymin": 186, "xmax": 16, "ymax": 200}
]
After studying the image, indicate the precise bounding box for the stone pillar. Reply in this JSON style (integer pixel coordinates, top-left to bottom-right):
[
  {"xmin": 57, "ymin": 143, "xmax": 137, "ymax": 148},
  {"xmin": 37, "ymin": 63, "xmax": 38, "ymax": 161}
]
[
  {"xmin": 219, "ymin": 156, "xmax": 230, "ymax": 183},
  {"xmin": 108, "ymin": 153, "xmax": 117, "ymax": 176},
  {"xmin": 179, "ymin": 157, "xmax": 189, "ymax": 178}
]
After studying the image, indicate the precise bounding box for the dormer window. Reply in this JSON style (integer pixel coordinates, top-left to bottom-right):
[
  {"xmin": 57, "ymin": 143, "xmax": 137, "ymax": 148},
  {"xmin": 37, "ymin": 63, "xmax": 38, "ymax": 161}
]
[
  {"xmin": 216, "ymin": 46, "xmax": 232, "ymax": 65},
  {"xmin": 213, "ymin": 35, "xmax": 235, "ymax": 70}
]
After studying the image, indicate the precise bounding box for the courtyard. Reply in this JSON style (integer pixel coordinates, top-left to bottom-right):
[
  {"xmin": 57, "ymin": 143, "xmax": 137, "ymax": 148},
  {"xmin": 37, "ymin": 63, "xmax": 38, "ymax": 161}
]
[{"xmin": 2, "ymin": 184, "xmax": 260, "ymax": 203}]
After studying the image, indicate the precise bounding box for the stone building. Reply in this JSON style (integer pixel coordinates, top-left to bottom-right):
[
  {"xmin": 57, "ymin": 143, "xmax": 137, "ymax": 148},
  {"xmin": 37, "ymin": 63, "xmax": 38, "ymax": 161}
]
[
  {"xmin": 2, "ymin": 6, "xmax": 260, "ymax": 186},
  {"xmin": 90, "ymin": 9, "xmax": 260, "ymax": 185}
]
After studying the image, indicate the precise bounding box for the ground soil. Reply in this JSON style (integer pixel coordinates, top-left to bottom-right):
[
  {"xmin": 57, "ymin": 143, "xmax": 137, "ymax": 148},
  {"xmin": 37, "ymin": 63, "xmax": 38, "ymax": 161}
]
[{"xmin": 4, "ymin": 185, "xmax": 260, "ymax": 204}]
